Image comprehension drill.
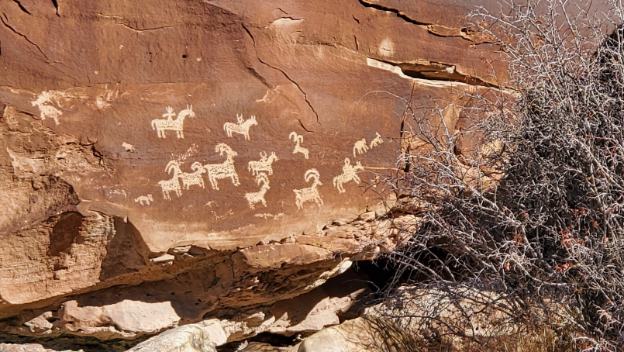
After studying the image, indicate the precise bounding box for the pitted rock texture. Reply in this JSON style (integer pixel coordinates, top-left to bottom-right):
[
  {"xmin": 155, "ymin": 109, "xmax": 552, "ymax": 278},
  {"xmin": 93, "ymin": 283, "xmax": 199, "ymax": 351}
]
[{"xmin": 1, "ymin": 0, "xmax": 507, "ymax": 344}]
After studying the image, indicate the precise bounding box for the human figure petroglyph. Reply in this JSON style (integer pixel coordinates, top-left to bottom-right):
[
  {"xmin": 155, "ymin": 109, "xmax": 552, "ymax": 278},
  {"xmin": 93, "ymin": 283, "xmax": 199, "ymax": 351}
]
[
  {"xmin": 223, "ymin": 114, "xmax": 257, "ymax": 140},
  {"xmin": 294, "ymin": 168, "xmax": 323, "ymax": 210},
  {"xmin": 245, "ymin": 173, "xmax": 270, "ymax": 209},
  {"xmin": 333, "ymin": 158, "xmax": 365, "ymax": 193},
  {"xmin": 370, "ymin": 132, "xmax": 383, "ymax": 149},
  {"xmin": 353, "ymin": 138, "xmax": 369, "ymax": 157},
  {"xmin": 151, "ymin": 105, "xmax": 196, "ymax": 139},
  {"xmin": 158, "ymin": 160, "xmax": 183, "ymax": 200},
  {"xmin": 248, "ymin": 152, "xmax": 279, "ymax": 176},
  {"xmin": 32, "ymin": 91, "xmax": 64, "ymax": 125},
  {"xmin": 134, "ymin": 194, "xmax": 153, "ymax": 206},
  {"xmin": 179, "ymin": 162, "xmax": 206, "ymax": 190},
  {"xmin": 289, "ymin": 132, "xmax": 309, "ymax": 159},
  {"xmin": 203, "ymin": 143, "xmax": 240, "ymax": 190}
]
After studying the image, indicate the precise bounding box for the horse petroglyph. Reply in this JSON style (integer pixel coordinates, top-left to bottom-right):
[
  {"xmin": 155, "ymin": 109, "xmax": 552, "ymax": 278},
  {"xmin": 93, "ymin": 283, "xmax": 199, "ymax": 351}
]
[
  {"xmin": 32, "ymin": 91, "xmax": 66, "ymax": 125},
  {"xmin": 224, "ymin": 114, "xmax": 257, "ymax": 140},
  {"xmin": 294, "ymin": 168, "xmax": 323, "ymax": 210},
  {"xmin": 353, "ymin": 138, "xmax": 369, "ymax": 157},
  {"xmin": 289, "ymin": 132, "xmax": 309, "ymax": 159},
  {"xmin": 134, "ymin": 194, "xmax": 153, "ymax": 206},
  {"xmin": 203, "ymin": 143, "xmax": 240, "ymax": 190},
  {"xmin": 245, "ymin": 173, "xmax": 270, "ymax": 209},
  {"xmin": 248, "ymin": 152, "xmax": 279, "ymax": 176},
  {"xmin": 151, "ymin": 105, "xmax": 196, "ymax": 139},
  {"xmin": 158, "ymin": 160, "xmax": 183, "ymax": 200},
  {"xmin": 333, "ymin": 158, "xmax": 365, "ymax": 193},
  {"xmin": 370, "ymin": 132, "xmax": 383, "ymax": 148}
]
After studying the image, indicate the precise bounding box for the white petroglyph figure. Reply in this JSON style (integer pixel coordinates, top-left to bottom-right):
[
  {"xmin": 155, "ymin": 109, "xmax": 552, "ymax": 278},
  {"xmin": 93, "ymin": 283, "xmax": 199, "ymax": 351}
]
[
  {"xmin": 333, "ymin": 158, "xmax": 365, "ymax": 193},
  {"xmin": 203, "ymin": 143, "xmax": 240, "ymax": 190},
  {"xmin": 223, "ymin": 114, "xmax": 257, "ymax": 140},
  {"xmin": 179, "ymin": 161, "xmax": 206, "ymax": 190},
  {"xmin": 151, "ymin": 105, "xmax": 196, "ymax": 139},
  {"xmin": 31, "ymin": 91, "xmax": 64, "ymax": 125},
  {"xmin": 370, "ymin": 132, "xmax": 384, "ymax": 148},
  {"xmin": 353, "ymin": 138, "xmax": 369, "ymax": 157},
  {"xmin": 289, "ymin": 132, "xmax": 309, "ymax": 159},
  {"xmin": 122, "ymin": 142, "xmax": 135, "ymax": 152},
  {"xmin": 158, "ymin": 160, "xmax": 183, "ymax": 200},
  {"xmin": 293, "ymin": 168, "xmax": 323, "ymax": 210},
  {"xmin": 134, "ymin": 194, "xmax": 154, "ymax": 206},
  {"xmin": 248, "ymin": 151, "xmax": 279, "ymax": 176},
  {"xmin": 245, "ymin": 172, "xmax": 270, "ymax": 209}
]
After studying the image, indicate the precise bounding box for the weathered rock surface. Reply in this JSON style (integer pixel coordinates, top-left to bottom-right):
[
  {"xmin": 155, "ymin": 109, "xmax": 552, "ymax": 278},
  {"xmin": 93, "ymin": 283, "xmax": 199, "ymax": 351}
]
[{"xmin": 0, "ymin": 0, "xmax": 511, "ymax": 347}]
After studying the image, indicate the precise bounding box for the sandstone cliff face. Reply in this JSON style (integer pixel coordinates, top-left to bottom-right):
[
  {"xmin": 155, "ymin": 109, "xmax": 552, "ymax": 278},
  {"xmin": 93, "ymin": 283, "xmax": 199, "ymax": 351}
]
[{"xmin": 0, "ymin": 0, "xmax": 507, "ymax": 346}]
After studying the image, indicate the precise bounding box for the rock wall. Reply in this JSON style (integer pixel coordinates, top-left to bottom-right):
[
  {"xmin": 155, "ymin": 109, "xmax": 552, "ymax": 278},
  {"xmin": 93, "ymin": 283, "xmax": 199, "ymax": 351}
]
[{"xmin": 0, "ymin": 0, "xmax": 508, "ymax": 346}]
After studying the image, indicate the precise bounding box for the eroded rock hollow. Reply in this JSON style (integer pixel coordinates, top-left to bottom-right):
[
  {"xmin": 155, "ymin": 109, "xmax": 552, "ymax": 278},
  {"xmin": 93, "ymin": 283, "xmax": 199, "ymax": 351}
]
[{"xmin": 0, "ymin": 0, "xmax": 507, "ymax": 349}]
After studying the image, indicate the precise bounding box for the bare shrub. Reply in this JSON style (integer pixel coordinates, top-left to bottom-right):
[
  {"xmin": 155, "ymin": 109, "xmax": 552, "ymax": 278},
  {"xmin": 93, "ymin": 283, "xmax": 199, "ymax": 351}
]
[{"xmin": 385, "ymin": 0, "xmax": 624, "ymax": 350}]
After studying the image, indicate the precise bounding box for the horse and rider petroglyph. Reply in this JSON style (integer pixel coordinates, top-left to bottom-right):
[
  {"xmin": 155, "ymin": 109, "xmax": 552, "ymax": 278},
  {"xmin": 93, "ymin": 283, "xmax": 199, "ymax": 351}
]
[
  {"xmin": 248, "ymin": 152, "xmax": 279, "ymax": 176},
  {"xmin": 224, "ymin": 114, "xmax": 257, "ymax": 140},
  {"xmin": 151, "ymin": 105, "xmax": 196, "ymax": 139},
  {"xmin": 333, "ymin": 158, "xmax": 365, "ymax": 193},
  {"xmin": 294, "ymin": 169, "xmax": 323, "ymax": 210}
]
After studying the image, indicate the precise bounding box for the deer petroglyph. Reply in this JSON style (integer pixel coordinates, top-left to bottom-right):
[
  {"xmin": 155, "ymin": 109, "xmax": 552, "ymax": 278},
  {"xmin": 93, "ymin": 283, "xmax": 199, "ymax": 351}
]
[{"xmin": 369, "ymin": 132, "xmax": 383, "ymax": 148}]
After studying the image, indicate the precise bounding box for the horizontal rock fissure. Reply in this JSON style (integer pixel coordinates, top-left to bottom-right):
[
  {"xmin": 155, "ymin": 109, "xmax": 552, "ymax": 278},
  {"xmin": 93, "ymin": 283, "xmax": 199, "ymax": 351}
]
[{"xmin": 357, "ymin": 0, "xmax": 429, "ymax": 26}]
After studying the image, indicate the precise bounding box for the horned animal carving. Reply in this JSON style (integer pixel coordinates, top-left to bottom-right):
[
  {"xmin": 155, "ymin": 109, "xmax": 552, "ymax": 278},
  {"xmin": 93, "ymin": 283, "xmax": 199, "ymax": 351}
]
[
  {"xmin": 245, "ymin": 173, "xmax": 270, "ymax": 209},
  {"xmin": 158, "ymin": 160, "xmax": 183, "ymax": 200},
  {"xmin": 289, "ymin": 132, "xmax": 309, "ymax": 159},
  {"xmin": 333, "ymin": 158, "xmax": 365, "ymax": 193},
  {"xmin": 179, "ymin": 162, "xmax": 206, "ymax": 190},
  {"xmin": 224, "ymin": 114, "xmax": 257, "ymax": 140},
  {"xmin": 203, "ymin": 143, "xmax": 240, "ymax": 190},
  {"xmin": 151, "ymin": 105, "xmax": 196, "ymax": 139},
  {"xmin": 248, "ymin": 152, "xmax": 279, "ymax": 176},
  {"xmin": 31, "ymin": 91, "xmax": 63, "ymax": 125},
  {"xmin": 293, "ymin": 169, "xmax": 323, "ymax": 210}
]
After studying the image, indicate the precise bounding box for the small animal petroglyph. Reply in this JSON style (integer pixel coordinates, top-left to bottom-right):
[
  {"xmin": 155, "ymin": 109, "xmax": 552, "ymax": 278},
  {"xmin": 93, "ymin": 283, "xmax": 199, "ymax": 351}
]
[
  {"xmin": 151, "ymin": 105, "xmax": 196, "ymax": 139},
  {"xmin": 223, "ymin": 114, "xmax": 257, "ymax": 140},
  {"xmin": 205, "ymin": 201, "xmax": 217, "ymax": 208},
  {"xmin": 370, "ymin": 132, "xmax": 383, "ymax": 149},
  {"xmin": 179, "ymin": 162, "xmax": 206, "ymax": 190},
  {"xmin": 289, "ymin": 132, "xmax": 309, "ymax": 159},
  {"xmin": 32, "ymin": 91, "xmax": 65, "ymax": 125},
  {"xmin": 254, "ymin": 212, "xmax": 286, "ymax": 220},
  {"xmin": 294, "ymin": 168, "xmax": 323, "ymax": 210},
  {"xmin": 134, "ymin": 194, "xmax": 154, "ymax": 206},
  {"xmin": 245, "ymin": 173, "xmax": 270, "ymax": 209},
  {"xmin": 203, "ymin": 143, "xmax": 240, "ymax": 190},
  {"xmin": 122, "ymin": 142, "xmax": 135, "ymax": 152},
  {"xmin": 248, "ymin": 152, "xmax": 279, "ymax": 176},
  {"xmin": 353, "ymin": 138, "xmax": 369, "ymax": 157},
  {"xmin": 333, "ymin": 158, "xmax": 365, "ymax": 193},
  {"xmin": 158, "ymin": 160, "xmax": 183, "ymax": 200}
]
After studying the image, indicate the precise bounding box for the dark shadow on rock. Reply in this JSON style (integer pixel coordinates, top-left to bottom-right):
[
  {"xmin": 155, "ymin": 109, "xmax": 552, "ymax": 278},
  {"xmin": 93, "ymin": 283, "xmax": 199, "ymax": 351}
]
[{"xmin": 98, "ymin": 217, "xmax": 151, "ymax": 281}]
